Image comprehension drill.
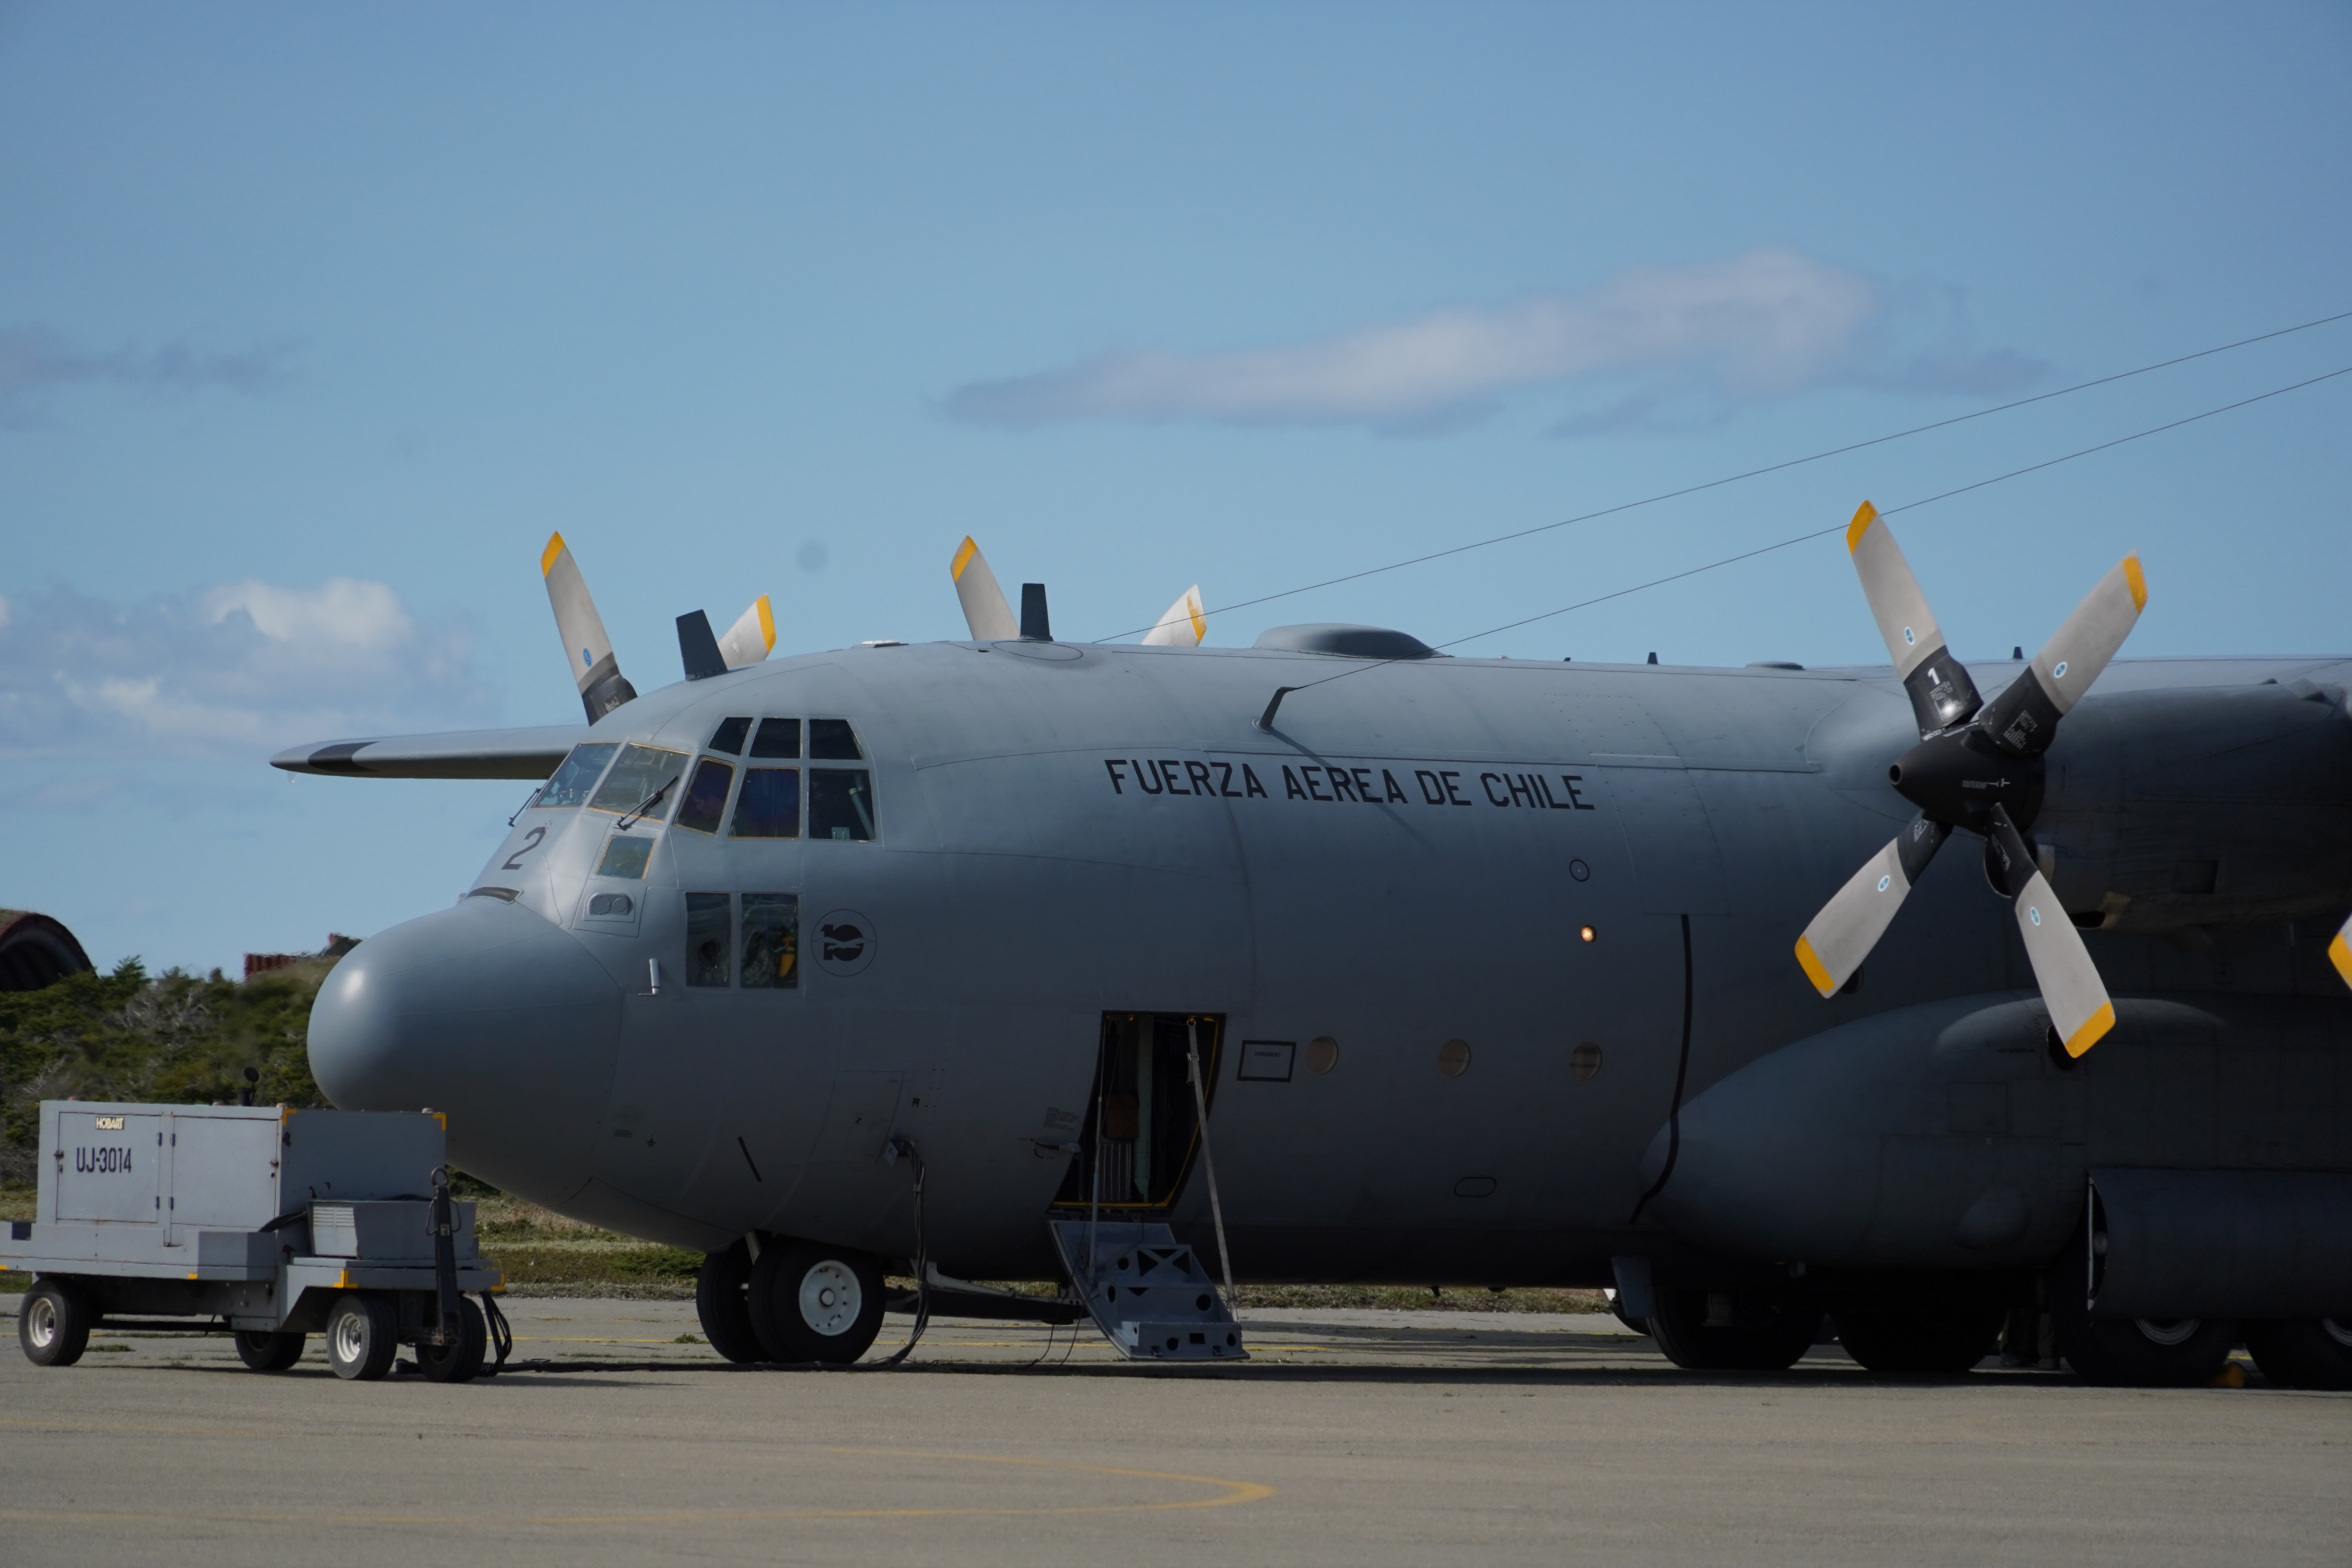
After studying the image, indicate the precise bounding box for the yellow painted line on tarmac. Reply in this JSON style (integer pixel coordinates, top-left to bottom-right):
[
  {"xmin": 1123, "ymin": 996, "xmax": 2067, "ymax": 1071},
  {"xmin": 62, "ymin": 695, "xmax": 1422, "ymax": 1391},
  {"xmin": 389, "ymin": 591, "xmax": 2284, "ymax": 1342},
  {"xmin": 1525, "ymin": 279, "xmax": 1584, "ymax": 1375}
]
[{"xmin": 0, "ymin": 1447, "xmax": 1273, "ymax": 1525}]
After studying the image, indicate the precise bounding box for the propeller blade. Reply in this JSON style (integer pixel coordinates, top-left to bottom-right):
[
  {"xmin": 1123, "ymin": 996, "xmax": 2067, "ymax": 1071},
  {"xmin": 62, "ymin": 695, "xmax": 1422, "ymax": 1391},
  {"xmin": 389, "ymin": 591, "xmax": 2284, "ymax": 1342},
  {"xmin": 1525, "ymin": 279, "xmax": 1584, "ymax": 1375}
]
[
  {"xmin": 1140, "ymin": 584, "xmax": 1208, "ymax": 648},
  {"xmin": 1976, "ymin": 554, "xmax": 2147, "ymax": 755},
  {"xmin": 540, "ymin": 532, "xmax": 638, "ymax": 723},
  {"xmin": 2328, "ymin": 914, "xmax": 2352, "ymax": 992},
  {"xmin": 716, "ymin": 595, "xmax": 776, "ymax": 670},
  {"xmin": 950, "ymin": 536, "xmax": 1020, "ymax": 642},
  {"xmin": 1846, "ymin": 501, "xmax": 1983, "ymax": 735},
  {"xmin": 1987, "ymin": 806, "xmax": 2115, "ymax": 1056},
  {"xmin": 1794, "ymin": 813, "xmax": 1951, "ymax": 996}
]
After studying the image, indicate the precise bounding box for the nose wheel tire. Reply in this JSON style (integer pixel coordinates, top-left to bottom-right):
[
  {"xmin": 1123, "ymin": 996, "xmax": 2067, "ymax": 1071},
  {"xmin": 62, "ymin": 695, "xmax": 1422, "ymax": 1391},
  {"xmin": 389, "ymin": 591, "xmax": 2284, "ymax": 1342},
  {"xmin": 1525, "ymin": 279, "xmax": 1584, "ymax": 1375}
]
[
  {"xmin": 1833, "ymin": 1305, "xmax": 2004, "ymax": 1374},
  {"xmin": 2243, "ymin": 1318, "xmax": 2352, "ymax": 1390},
  {"xmin": 748, "ymin": 1241, "xmax": 886, "ymax": 1365},
  {"xmin": 1646, "ymin": 1288, "xmax": 1824, "ymax": 1372},
  {"xmin": 18, "ymin": 1280, "xmax": 93, "ymax": 1368},
  {"xmin": 417, "ymin": 1297, "xmax": 488, "ymax": 1383},
  {"xmin": 695, "ymin": 1241, "xmax": 767, "ymax": 1364},
  {"xmin": 325, "ymin": 1292, "xmax": 400, "ymax": 1382},
  {"xmin": 234, "ymin": 1330, "xmax": 307, "ymax": 1372}
]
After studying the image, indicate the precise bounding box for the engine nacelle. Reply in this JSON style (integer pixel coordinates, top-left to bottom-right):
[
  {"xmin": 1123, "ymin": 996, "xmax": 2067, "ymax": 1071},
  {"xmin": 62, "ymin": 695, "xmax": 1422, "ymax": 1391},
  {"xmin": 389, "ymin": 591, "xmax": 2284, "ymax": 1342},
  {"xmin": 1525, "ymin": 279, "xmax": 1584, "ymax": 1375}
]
[
  {"xmin": 2038, "ymin": 681, "xmax": 2352, "ymax": 934},
  {"xmin": 1643, "ymin": 990, "xmax": 2352, "ymax": 1292}
]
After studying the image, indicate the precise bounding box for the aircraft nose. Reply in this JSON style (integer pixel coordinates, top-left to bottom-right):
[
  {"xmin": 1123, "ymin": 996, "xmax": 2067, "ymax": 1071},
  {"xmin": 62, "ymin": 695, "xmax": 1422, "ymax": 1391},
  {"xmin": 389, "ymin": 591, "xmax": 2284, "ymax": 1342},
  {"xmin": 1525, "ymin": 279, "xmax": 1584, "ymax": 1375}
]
[{"xmin": 308, "ymin": 896, "xmax": 623, "ymax": 1201}]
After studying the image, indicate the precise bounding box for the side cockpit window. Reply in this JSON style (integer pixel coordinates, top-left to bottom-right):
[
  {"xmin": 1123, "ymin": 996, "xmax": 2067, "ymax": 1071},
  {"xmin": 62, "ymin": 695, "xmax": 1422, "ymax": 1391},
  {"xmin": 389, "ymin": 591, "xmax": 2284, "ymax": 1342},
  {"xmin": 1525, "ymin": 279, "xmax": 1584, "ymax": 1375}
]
[
  {"xmin": 682, "ymin": 891, "xmax": 798, "ymax": 989},
  {"xmin": 685, "ymin": 893, "xmax": 731, "ymax": 986},
  {"xmin": 674, "ymin": 758, "xmax": 735, "ymax": 835},
  {"xmin": 808, "ymin": 719, "xmax": 876, "ymax": 841},
  {"xmin": 741, "ymin": 893, "xmax": 799, "ymax": 988},
  {"xmin": 707, "ymin": 717, "xmax": 752, "ymax": 756},
  {"xmin": 809, "ymin": 769, "xmax": 876, "ymax": 841},
  {"xmin": 809, "ymin": 719, "xmax": 860, "ymax": 759},
  {"xmin": 751, "ymin": 718, "xmax": 801, "ymax": 758},
  {"xmin": 707, "ymin": 718, "xmax": 874, "ymax": 841},
  {"xmin": 535, "ymin": 743, "xmax": 619, "ymax": 808}
]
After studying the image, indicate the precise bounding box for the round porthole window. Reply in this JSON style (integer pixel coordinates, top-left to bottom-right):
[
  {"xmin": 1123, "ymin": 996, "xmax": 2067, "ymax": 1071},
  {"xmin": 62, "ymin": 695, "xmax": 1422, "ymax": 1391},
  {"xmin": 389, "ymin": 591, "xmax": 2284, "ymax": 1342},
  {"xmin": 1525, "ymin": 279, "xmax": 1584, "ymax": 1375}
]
[
  {"xmin": 1570, "ymin": 1042, "xmax": 1603, "ymax": 1080},
  {"xmin": 1305, "ymin": 1036, "xmax": 1339, "ymax": 1074},
  {"xmin": 1437, "ymin": 1038, "xmax": 1471, "ymax": 1078}
]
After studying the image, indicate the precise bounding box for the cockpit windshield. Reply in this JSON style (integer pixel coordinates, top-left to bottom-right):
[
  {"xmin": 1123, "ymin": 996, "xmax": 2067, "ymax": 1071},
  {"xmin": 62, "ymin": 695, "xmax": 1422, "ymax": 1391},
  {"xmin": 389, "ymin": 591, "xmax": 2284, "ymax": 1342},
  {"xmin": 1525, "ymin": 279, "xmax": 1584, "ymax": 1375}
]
[
  {"xmin": 587, "ymin": 744, "xmax": 688, "ymax": 819},
  {"xmin": 534, "ymin": 743, "xmax": 620, "ymax": 808}
]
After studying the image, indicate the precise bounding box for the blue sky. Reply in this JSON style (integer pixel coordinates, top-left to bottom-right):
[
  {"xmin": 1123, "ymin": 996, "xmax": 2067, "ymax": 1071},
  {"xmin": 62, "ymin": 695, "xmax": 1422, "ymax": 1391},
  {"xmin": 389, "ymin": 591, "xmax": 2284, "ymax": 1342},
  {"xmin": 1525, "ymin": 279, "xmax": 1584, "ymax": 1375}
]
[{"xmin": 4, "ymin": 2, "xmax": 2348, "ymax": 975}]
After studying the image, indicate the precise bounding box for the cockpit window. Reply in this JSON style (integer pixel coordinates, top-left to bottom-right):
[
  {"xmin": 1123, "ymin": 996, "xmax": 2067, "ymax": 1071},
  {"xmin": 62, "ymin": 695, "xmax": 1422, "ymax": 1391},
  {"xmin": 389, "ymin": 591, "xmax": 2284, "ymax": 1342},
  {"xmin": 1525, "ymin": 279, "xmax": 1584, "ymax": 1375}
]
[
  {"xmin": 673, "ymin": 758, "xmax": 735, "ymax": 835},
  {"xmin": 685, "ymin": 893, "xmax": 731, "ymax": 986},
  {"xmin": 740, "ymin": 893, "xmax": 799, "ymax": 988},
  {"xmin": 750, "ymin": 718, "xmax": 801, "ymax": 759},
  {"xmin": 730, "ymin": 768, "xmax": 800, "ymax": 838},
  {"xmin": 595, "ymin": 835, "xmax": 654, "ymax": 880},
  {"xmin": 809, "ymin": 719, "xmax": 863, "ymax": 759},
  {"xmin": 588, "ymin": 745, "xmax": 687, "ymax": 818},
  {"xmin": 535, "ymin": 743, "xmax": 619, "ymax": 808},
  {"xmin": 809, "ymin": 768, "xmax": 877, "ymax": 841},
  {"xmin": 707, "ymin": 717, "xmax": 752, "ymax": 756}
]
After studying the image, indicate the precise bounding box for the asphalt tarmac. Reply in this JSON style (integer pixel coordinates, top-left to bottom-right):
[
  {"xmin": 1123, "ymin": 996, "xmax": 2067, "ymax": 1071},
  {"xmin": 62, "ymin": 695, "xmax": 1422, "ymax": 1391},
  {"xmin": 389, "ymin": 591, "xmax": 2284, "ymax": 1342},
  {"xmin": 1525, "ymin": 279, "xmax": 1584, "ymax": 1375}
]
[{"xmin": 2, "ymin": 1297, "xmax": 2344, "ymax": 1566}]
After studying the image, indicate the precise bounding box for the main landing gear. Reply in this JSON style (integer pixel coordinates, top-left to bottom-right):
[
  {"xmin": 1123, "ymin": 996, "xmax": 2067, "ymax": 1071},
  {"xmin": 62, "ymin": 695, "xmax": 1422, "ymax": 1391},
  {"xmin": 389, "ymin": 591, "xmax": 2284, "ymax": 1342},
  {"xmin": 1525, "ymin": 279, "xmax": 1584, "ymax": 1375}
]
[
  {"xmin": 1646, "ymin": 1287, "xmax": 1824, "ymax": 1372},
  {"xmin": 695, "ymin": 1237, "xmax": 887, "ymax": 1365},
  {"xmin": 2242, "ymin": 1319, "xmax": 2352, "ymax": 1391},
  {"xmin": 1834, "ymin": 1302, "xmax": 2006, "ymax": 1375}
]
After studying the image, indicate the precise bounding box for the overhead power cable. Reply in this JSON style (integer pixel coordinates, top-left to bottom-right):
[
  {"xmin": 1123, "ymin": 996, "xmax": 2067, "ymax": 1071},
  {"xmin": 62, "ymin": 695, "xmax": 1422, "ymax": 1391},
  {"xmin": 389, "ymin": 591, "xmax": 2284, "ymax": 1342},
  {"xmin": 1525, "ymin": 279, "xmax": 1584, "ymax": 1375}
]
[
  {"xmin": 1432, "ymin": 362, "xmax": 2351, "ymax": 653},
  {"xmin": 1095, "ymin": 306, "xmax": 2352, "ymax": 644},
  {"xmin": 1254, "ymin": 360, "xmax": 2350, "ymax": 708}
]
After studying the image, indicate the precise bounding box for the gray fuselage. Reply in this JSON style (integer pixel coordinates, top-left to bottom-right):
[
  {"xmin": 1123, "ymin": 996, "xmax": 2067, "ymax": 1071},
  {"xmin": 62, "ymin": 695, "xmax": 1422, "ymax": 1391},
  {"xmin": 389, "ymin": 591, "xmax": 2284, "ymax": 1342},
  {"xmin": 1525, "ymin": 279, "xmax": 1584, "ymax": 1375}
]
[{"xmin": 305, "ymin": 638, "xmax": 2352, "ymax": 1287}]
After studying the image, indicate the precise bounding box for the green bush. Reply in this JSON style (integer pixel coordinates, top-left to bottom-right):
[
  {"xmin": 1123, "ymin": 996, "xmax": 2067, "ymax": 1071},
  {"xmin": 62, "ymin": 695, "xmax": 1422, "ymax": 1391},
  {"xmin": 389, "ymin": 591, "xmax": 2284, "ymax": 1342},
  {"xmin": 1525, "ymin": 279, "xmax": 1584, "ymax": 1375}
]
[{"xmin": 0, "ymin": 956, "xmax": 334, "ymax": 1181}]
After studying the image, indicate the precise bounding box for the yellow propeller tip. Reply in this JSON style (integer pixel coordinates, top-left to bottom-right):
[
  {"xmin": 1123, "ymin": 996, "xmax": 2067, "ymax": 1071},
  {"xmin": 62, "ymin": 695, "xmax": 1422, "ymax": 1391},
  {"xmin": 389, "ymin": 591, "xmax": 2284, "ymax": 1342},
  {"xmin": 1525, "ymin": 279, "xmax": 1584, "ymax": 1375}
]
[
  {"xmin": 1794, "ymin": 936, "xmax": 1838, "ymax": 997},
  {"xmin": 2063, "ymin": 1002, "xmax": 2117, "ymax": 1058},
  {"xmin": 950, "ymin": 537, "xmax": 980, "ymax": 581},
  {"xmin": 1844, "ymin": 501, "xmax": 1878, "ymax": 553},
  {"xmin": 540, "ymin": 532, "xmax": 568, "ymax": 576},
  {"xmin": 2123, "ymin": 554, "xmax": 2148, "ymax": 612},
  {"xmin": 2327, "ymin": 931, "xmax": 2352, "ymax": 989}
]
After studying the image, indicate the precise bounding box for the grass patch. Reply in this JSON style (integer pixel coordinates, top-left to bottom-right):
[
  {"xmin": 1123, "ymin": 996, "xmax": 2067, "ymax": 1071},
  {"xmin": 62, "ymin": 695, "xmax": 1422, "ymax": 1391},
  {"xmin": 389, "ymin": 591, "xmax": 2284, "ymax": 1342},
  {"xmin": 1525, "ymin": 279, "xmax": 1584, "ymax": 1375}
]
[{"xmin": 4, "ymin": 1172, "xmax": 1613, "ymax": 1314}]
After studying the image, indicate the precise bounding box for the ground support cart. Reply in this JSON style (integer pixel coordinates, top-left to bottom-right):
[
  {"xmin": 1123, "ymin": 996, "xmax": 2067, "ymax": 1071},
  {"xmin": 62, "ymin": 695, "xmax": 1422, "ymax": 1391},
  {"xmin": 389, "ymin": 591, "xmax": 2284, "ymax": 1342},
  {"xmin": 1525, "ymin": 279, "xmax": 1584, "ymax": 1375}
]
[{"xmin": 4, "ymin": 1100, "xmax": 508, "ymax": 1382}]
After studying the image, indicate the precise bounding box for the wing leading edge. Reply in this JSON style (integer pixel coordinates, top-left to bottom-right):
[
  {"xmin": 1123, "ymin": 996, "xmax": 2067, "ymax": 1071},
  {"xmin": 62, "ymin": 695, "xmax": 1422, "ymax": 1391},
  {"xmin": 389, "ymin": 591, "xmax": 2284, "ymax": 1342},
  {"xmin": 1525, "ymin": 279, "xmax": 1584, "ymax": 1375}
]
[{"xmin": 269, "ymin": 725, "xmax": 587, "ymax": 780}]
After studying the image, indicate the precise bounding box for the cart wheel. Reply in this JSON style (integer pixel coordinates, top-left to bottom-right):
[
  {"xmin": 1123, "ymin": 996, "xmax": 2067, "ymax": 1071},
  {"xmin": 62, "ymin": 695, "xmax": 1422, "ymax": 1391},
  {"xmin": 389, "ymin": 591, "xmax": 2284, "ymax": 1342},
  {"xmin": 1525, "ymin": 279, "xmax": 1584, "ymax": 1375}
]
[
  {"xmin": 19, "ymin": 1279, "xmax": 93, "ymax": 1368},
  {"xmin": 417, "ymin": 1298, "xmax": 487, "ymax": 1384},
  {"xmin": 234, "ymin": 1330, "xmax": 307, "ymax": 1372},
  {"xmin": 325, "ymin": 1292, "xmax": 399, "ymax": 1382}
]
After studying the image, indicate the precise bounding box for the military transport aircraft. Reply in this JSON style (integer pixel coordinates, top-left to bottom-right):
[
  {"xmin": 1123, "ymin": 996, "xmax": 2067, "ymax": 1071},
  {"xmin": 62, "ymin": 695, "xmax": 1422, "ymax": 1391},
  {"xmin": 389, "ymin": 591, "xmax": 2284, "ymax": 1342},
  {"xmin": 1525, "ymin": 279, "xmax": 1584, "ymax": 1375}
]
[{"xmin": 273, "ymin": 512, "xmax": 2352, "ymax": 1389}]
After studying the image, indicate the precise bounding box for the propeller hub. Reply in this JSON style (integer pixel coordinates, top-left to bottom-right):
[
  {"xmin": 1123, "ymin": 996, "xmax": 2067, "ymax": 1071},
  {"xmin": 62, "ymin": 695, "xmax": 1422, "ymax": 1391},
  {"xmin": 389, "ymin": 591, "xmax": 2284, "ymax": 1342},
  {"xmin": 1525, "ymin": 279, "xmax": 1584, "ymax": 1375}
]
[{"xmin": 1887, "ymin": 728, "xmax": 2044, "ymax": 833}]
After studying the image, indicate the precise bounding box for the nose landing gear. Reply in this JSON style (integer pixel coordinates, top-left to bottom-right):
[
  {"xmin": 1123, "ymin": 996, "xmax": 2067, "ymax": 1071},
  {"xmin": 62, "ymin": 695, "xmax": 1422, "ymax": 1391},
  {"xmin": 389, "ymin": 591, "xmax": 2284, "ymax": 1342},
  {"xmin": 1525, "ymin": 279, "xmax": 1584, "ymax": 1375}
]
[{"xmin": 735, "ymin": 1240, "xmax": 886, "ymax": 1365}]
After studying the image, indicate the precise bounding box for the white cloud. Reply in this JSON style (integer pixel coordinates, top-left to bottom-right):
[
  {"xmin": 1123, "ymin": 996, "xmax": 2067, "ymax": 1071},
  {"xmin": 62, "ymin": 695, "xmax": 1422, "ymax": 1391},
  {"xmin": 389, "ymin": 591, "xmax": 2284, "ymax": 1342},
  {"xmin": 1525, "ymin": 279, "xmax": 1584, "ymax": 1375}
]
[
  {"xmin": 0, "ymin": 579, "xmax": 496, "ymax": 762},
  {"xmin": 200, "ymin": 577, "xmax": 414, "ymax": 652},
  {"xmin": 947, "ymin": 249, "xmax": 2038, "ymax": 434}
]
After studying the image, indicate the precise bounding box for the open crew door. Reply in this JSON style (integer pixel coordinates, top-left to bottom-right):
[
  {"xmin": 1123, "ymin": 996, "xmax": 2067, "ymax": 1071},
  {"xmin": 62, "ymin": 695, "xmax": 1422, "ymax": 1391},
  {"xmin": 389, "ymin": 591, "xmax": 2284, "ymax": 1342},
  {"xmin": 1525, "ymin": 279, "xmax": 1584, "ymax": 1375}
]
[
  {"xmin": 1052, "ymin": 1013, "xmax": 1224, "ymax": 1213},
  {"xmin": 1047, "ymin": 1010, "xmax": 1244, "ymax": 1362}
]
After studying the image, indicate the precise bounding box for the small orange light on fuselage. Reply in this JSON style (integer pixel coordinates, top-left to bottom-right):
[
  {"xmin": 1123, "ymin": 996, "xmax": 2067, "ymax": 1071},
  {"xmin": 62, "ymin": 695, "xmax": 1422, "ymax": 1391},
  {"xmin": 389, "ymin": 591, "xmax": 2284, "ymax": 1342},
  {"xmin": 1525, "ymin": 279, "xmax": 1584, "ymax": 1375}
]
[{"xmin": 1579, "ymin": 926, "xmax": 1595, "ymax": 943}]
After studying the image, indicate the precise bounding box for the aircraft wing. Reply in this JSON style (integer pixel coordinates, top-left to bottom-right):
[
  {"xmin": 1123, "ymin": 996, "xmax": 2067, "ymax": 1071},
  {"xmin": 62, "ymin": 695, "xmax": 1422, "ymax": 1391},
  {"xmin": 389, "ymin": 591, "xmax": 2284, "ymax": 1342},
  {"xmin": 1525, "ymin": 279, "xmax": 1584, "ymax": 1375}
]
[{"xmin": 270, "ymin": 725, "xmax": 588, "ymax": 780}]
